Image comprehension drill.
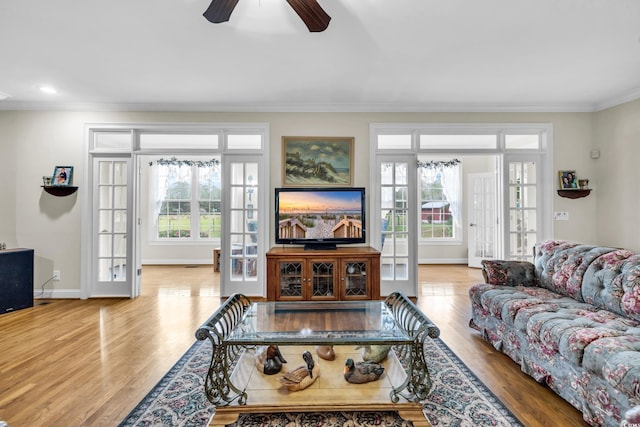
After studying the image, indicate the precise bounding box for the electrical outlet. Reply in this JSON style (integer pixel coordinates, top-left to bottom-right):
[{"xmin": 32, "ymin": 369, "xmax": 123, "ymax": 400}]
[
  {"xmin": 53, "ymin": 270, "xmax": 61, "ymax": 281},
  {"xmin": 553, "ymin": 212, "xmax": 569, "ymax": 221}
]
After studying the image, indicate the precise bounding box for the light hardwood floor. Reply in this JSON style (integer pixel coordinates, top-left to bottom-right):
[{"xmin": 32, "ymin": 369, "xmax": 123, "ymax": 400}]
[{"xmin": 0, "ymin": 265, "xmax": 587, "ymax": 426}]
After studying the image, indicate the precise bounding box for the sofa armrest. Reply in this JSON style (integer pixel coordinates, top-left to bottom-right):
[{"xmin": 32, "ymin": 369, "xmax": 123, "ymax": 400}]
[{"xmin": 480, "ymin": 259, "xmax": 537, "ymax": 287}]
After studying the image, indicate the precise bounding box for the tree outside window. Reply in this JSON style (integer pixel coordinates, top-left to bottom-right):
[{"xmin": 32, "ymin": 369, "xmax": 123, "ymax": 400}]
[{"xmin": 152, "ymin": 158, "xmax": 221, "ymax": 241}]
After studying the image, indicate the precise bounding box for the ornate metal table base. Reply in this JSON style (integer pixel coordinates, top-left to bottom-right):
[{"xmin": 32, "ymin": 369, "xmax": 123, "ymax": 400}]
[{"xmin": 195, "ymin": 292, "xmax": 440, "ymax": 419}]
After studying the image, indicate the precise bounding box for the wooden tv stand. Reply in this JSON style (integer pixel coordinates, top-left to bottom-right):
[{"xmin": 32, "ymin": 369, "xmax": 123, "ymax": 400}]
[{"xmin": 266, "ymin": 246, "xmax": 380, "ymax": 301}]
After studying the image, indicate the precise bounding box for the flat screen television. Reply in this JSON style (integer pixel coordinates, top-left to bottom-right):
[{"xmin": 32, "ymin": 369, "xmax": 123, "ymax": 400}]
[{"xmin": 275, "ymin": 187, "xmax": 366, "ymax": 250}]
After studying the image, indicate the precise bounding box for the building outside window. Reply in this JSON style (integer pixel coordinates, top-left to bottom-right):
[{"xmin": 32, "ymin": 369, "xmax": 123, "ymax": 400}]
[{"xmin": 418, "ymin": 157, "xmax": 461, "ymax": 241}]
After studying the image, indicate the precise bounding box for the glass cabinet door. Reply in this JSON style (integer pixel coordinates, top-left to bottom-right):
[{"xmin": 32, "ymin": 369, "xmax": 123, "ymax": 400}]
[
  {"xmin": 278, "ymin": 261, "xmax": 303, "ymax": 298},
  {"xmin": 311, "ymin": 261, "xmax": 336, "ymax": 300},
  {"xmin": 343, "ymin": 261, "xmax": 369, "ymax": 298}
]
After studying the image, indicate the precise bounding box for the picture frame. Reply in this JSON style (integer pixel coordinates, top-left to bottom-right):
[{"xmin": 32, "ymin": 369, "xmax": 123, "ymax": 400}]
[
  {"xmin": 282, "ymin": 136, "xmax": 354, "ymax": 186},
  {"xmin": 52, "ymin": 166, "xmax": 73, "ymax": 186},
  {"xmin": 559, "ymin": 170, "xmax": 577, "ymax": 189}
]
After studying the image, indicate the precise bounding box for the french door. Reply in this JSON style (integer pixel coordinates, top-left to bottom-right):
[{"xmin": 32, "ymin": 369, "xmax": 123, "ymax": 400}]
[
  {"xmin": 377, "ymin": 157, "xmax": 417, "ymax": 296},
  {"xmin": 83, "ymin": 123, "xmax": 269, "ymax": 299},
  {"xmin": 90, "ymin": 156, "xmax": 134, "ymax": 297},
  {"xmin": 505, "ymin": 158, "xmax": 541, "ymax": 262},
  {"xmin": 222, "ymin": 155, "xmax": 265, "ymax": 296},
  {"xmin": 467, "ymin": 172, "xmax": 498, "ymax": 268}
]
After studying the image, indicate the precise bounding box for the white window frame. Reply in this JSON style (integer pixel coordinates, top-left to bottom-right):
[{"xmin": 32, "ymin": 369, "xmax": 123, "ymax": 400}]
[{"xmin": 148, "ymin": 158, "xmax": 222, "ymax": 244}]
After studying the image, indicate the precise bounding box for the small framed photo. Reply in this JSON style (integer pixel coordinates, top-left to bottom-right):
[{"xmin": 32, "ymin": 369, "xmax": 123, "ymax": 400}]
[
  {"xmin": 559, "ymin": 170, "xmax": 577, "ymax": 189},
  {"xmin": 52, "ymin": 166, "xmax": 73, "ymax": 186},
  {"xmin": 282, "ymin": 136, "xmax": 354, "ymax": 186}
]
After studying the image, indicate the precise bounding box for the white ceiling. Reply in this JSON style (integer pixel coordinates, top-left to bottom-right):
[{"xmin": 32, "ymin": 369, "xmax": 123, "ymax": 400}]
[{"xmin": 1, "ymin": 0, "xmax": 640, "ymax": 112}]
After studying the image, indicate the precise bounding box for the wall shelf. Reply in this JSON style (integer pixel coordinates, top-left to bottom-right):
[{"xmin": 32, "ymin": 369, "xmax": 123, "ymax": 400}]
[
  {"xmin": 42, "ymin": 186, "xmax": 78, "ymax": 197},
  {"xmin": 557, "ymin": 189, "xmax": 591, "ymax": 199}
]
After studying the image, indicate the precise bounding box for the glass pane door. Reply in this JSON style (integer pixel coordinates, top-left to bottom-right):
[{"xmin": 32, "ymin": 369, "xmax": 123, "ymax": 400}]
[
  {"xmin": 224, "ymin": 156, "xmax": 263, "ymax": 296},
  {"xmin": 343, "ymin": 261, "xmax": 368, "ymax": 297},
  {"xmin": 468, "ymin": 172, "xmax": 497, "ymax": 268},
  {"xmin": 92, "ymin": 158, "xmax": 132, "ymax": 297},
  {"xmin": 311, "ymin": 261, "xmax": 336, "ymax": 300},
  {"xmin": 507, "ymin": 160, "xmax": 537, "ymax": 261},
  {"xmin": 278, "ymin": 261, "xmax": 303, "ymax": 298},
  {"xmin": 380, "ymin": 161, "xmax": 410, "ymax": 281}
]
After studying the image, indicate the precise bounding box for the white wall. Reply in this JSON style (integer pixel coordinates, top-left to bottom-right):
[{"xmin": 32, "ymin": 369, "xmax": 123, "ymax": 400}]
[
  {"xmin": 0, "ymin": 113, "xmax": 18, "ymax": 249},
  {"xmin": 594, "ymin": 98, "xmax": 640, "ymax": 251},
  {"xmin": 0, "ymin": 109, "xmax": 605, "ymax": 296}
]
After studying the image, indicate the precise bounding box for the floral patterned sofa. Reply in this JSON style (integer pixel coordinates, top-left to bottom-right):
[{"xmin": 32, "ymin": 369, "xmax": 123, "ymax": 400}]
[{"xmin": 469, "ymin": 240, "xmax": 640, "ymax": 427}]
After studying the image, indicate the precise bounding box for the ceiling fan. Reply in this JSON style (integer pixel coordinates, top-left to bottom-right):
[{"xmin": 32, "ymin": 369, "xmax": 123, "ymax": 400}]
[{"xmin": 203, "ymin": 0, "xmax": 331, "ymax": 32}]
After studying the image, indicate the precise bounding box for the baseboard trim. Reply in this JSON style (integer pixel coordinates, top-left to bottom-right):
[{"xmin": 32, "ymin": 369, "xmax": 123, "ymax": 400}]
[
  {"xmin": 142, "ymin": 259, "xmax": 213, "ymax": 265},
  {"xmin": 418, "ymin": 258, "xmax": 468, "ymax": 265},
  {"xmin": 34, "ymin": 288, "xmax": 82, "ymax": 299}
]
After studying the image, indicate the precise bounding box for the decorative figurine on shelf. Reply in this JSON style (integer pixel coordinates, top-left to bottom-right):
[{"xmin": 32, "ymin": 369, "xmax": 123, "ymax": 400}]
[
  {"xmin": 578, "ymin": 179, "xmax": 589, "ymax": 189},
  {"xmin": 255, "ymin": 345, "xmax": 287, "ymax": 375},
  {"xmin": 343, "ymin": 358, "xmax": 385, "ymax": 384},
  {"xmin": 315, "ymin": 345, "xmax": 335, "ymax": 361},
  {"xmin": 278, "ymin": 351, "xmax": 319, "ymax": 391},
  {"xmin": 356, "ymin": 344, "xmax": 392, "ymax": 363}
]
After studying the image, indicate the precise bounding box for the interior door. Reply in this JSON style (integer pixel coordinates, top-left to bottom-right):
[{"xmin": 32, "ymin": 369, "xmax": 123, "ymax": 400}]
[
  {"xmin": 505, "ymin": 159, "xmax": 539, "ymax": 262},
  {"xmin": 467, "ymin": 172, "xmax": 497, "ymax": 268},
  {"xmin": 377, "ymin": 157, "xmax": 417, "ymax": 296},
  {"xmin": 90, "ymin": 157, "xmax": 134, "ymax": 297},
  {"xmin": 131, "ymin": 155, "xmax": 143, "ymax": 297},
  {"xmin": 222, "ymin": 156, "xmax": 264, "ymax": 296}
]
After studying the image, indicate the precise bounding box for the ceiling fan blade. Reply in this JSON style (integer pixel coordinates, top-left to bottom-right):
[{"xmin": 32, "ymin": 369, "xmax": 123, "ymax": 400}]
[
  {"xmin": 203, "ymin": 0, "xmax": 240, "ymax": 24},
  {"xmin": 286, "ymin": 0, "xmax": 331, "ymax": 32}
]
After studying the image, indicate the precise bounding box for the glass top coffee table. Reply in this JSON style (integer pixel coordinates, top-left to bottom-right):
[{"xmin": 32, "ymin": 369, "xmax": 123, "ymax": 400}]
[{"xmin": 196, "ymin": 292, "xmax": 439, "ymax": 427}]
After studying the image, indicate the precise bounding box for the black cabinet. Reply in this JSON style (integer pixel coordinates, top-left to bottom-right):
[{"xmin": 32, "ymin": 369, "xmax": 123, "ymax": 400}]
[{"xmin": 0, "ymin": 248, "xmax": 34, "ymax": 314}]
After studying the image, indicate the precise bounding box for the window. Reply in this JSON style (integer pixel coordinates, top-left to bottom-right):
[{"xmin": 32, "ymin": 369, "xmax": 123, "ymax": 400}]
[
  {"xmin": 419, "ymin": 134, "xmax": 496, "ymax": 150},
  {"xmin": 418, "ymin": 157, "xmax": 461, "ymax": 241},
  {"xmin": 150, "ymin": 157, "xmax": 221, "ymax": 241}
]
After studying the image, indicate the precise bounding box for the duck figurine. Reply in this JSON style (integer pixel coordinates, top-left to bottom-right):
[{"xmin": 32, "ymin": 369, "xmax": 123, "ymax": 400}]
[
  {"xmin": 355, "ymin": 344, "xmax": 392, "ymax": 363},
  {"xmin": 315, "ymin": 345, "xmax": 335, "ymax": 361},
  {"xmin": 254, "ymin": 345, "xmax": 287, "ymax": 375},
  {"xmin": 343, "ymin": 358, "xmax": 385, "ymax": 384},
  {"xmin": 278, "ymin": 350, "xmax": 319, "ymax": 391}
]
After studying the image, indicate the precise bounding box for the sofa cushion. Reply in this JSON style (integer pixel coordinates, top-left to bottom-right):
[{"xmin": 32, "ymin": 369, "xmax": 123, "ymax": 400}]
[
  {"xmin": 583, "ymin": 334, "xmax": 640, "ymax": 399},
  {"xmin": 583, "ymin": 250, "xmax": 640, "ymax": 322},
  {"xmin": 470, "ymin": 284, "xmax": 563, "ymax": 324},
  {"xmin": 534, "ymin": 241, "xmax": 616, "ymax": 301}
]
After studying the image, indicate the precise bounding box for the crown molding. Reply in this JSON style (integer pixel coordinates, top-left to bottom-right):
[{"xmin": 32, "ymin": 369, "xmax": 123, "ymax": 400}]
[
  {"xmin": 0, "ymin": 100, "xmax": 603, "ymax": 113},
  {"xmin": 595, "ymin": 87, "xmax": 640, "ymax": 112}
]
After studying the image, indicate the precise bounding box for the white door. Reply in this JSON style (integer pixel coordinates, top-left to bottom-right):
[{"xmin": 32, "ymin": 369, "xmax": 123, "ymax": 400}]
[
  {"xmin": 467, "ymin": 172, "xmax": 497, "ymax": 268},
  {"xmin": 377, "ymin": 158, "xmax": 417, "ymax": 297},
  {"xmin": 222, "ymin": 156, "xmax": 264, "ymax": 296},
  {"xmin": 90, "ymin": 157, "xmax": 134, "ymax": 297},
  {"xmin": 505, "ymin": 159, "xmax": 539, "ymax": 262},
  {"xmin": 131, "ymin": 155, "xmax": 143, "ymax": 297}
]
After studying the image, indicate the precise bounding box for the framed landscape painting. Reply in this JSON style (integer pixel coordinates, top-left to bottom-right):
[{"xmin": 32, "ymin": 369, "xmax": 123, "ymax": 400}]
[{"xmin": 282, "ymin": 136, "xmax": 354, "ymax": 186}]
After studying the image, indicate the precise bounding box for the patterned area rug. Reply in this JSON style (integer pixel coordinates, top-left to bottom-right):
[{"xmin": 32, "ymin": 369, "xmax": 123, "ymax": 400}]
[{"xmin": 119, "ymin": 338, "xmax": 522, "ymax": 427}]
